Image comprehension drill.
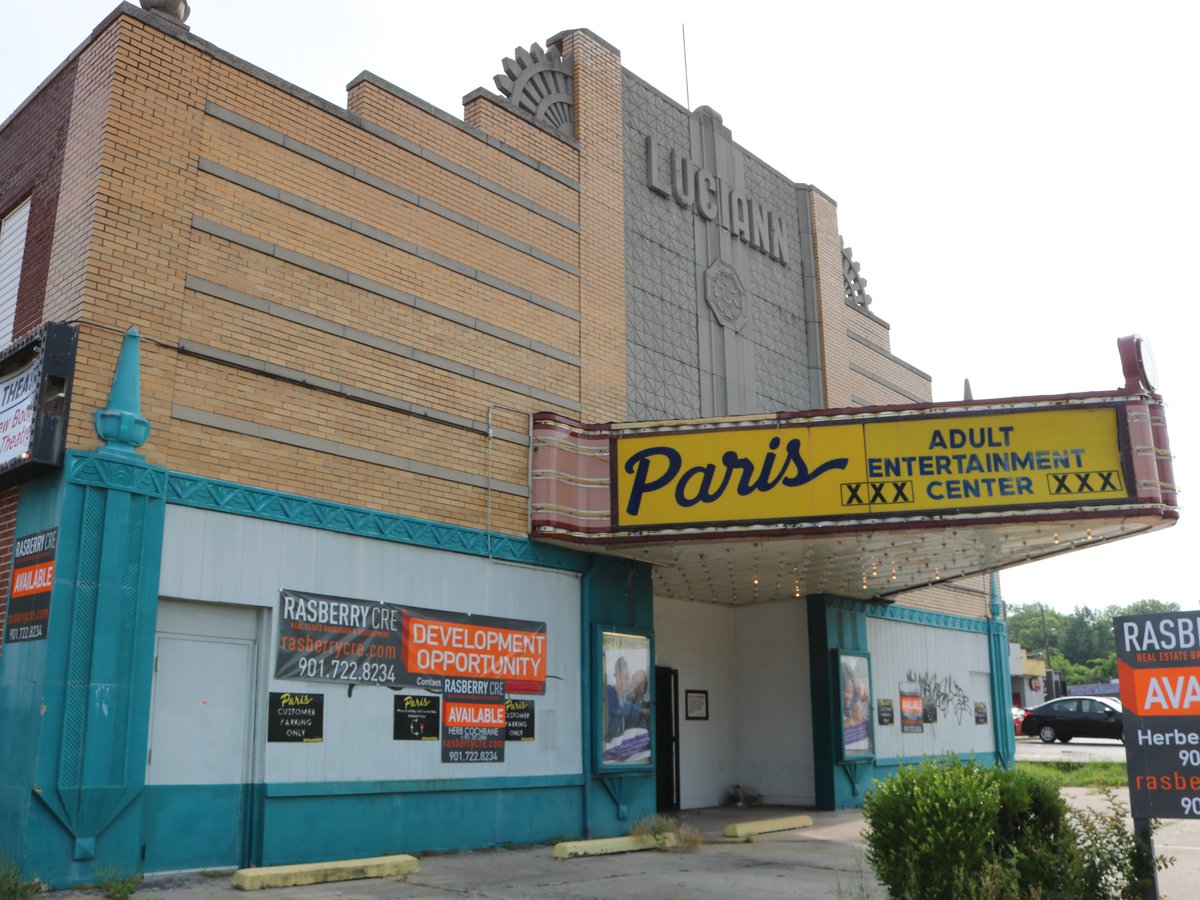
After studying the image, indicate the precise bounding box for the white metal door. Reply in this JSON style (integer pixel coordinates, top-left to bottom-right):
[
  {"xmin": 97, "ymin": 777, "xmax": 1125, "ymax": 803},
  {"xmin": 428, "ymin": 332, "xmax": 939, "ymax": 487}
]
[{"xmin": 144, "ymin": 600, "xmax": 260, "ymax": 869}]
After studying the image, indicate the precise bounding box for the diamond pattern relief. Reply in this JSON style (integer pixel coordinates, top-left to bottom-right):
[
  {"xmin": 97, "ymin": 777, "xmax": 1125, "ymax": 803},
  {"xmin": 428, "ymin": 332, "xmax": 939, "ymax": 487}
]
[
  {"xmin": 629, "ymin": 343, "xmax": 700, "ymax": 421},
  {"xmin": 624, "ymin": 73, "xmax": 700, "ymax": 422},
  {"xmin": 623, "ymin": 75, "xmax": 821, "ymax": 419}
]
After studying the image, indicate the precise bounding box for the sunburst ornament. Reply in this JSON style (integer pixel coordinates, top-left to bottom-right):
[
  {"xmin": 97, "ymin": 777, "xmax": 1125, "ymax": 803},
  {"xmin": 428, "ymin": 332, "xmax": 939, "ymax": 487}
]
[
  {"xmin": 494, "ymin": 43, "xmax": 575, "ymax": 138},
  {"xmin": 704, "ymin": 260, "xmax": 749, "ymax": 331}
]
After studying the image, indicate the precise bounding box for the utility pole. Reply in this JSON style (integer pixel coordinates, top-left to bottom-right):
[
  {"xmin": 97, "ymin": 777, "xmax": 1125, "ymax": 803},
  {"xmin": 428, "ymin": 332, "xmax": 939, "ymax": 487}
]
[{"xmin": 1041, "ymin": 604, "xmax": 1054, "ymax": 700}]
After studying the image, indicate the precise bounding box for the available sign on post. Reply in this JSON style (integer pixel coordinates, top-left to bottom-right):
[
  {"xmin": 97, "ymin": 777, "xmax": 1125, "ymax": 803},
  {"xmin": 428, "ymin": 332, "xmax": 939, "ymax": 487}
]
[{"xmin": 1115, "ymin": 611, "xmax": 1200, "ymax": 819}]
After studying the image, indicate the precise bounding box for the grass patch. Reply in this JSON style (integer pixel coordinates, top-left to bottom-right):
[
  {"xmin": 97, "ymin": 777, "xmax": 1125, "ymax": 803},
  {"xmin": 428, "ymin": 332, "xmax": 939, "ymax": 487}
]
[
  {"xmin": 0, "ymin": 857, "xmax": 41, "ymax": 900},
  {"xmin": 1016, "ymin": 760, "xmax": 1128, "ymax": 788},
  {"xmin": 94, "ymin": 867, "xmax": 143, "ymax": 900},
  {"xmin": 630, "ymin": 815, "xmax": 703, "ymax": 852}
]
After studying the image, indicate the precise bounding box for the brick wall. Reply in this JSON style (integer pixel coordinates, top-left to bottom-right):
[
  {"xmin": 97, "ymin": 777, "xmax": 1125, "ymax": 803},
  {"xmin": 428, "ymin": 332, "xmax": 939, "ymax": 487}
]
[
  {"xmin": 26, "ymin": 10, "xmax": 595, "ymax": 538},
  {"xmin": 559, "ymin": 30, "xmax": 626, "ymax": 423},
  {"xmin": 0, "ymin": 45, "xmax": 78, "ymax": 342}
]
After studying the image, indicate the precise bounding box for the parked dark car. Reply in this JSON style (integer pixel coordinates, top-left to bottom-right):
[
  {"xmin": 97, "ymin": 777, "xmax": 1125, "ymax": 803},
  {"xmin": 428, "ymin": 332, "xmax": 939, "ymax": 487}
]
[{"xmin": 1019, "ymin": 696, "xmax": 1123, "ymax": 743}]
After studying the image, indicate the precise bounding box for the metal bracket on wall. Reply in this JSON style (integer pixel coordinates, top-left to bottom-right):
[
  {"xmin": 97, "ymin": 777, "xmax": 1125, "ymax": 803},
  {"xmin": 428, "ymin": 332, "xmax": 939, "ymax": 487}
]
[
  {"xmin": 599, "ymin": 776, "xmax": 630, "ymax": 820},
  {"xmin": 838, "ymin": 760, "xmax": 872, "ymax": 796}
]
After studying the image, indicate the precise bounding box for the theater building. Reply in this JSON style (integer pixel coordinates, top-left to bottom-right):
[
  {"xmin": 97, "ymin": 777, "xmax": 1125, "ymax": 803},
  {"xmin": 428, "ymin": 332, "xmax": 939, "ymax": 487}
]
[{"xmin": 0, "ymin": 2, "xmax": 1178, "ymax": 886}]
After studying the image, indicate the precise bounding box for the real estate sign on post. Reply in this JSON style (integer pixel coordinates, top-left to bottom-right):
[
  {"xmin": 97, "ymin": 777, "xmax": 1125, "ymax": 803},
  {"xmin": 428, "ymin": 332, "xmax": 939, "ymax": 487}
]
[{"xmin": 1115, "ymin": 610, "xmax": 1200, "ymax": 818}]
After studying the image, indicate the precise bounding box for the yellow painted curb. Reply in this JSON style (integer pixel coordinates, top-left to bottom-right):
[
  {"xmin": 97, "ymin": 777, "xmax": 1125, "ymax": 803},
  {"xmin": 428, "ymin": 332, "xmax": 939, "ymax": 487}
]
[
  {"xmin": 723, "ymin": 814, "xmax": 814, "ymax": 838},
  {"xmin": 553, "ymin": 833, "xmax": 678, "ymax": 859},
  {"xmin": 231, "ymin": 854, "xmax": 419, "ymax": 890}
]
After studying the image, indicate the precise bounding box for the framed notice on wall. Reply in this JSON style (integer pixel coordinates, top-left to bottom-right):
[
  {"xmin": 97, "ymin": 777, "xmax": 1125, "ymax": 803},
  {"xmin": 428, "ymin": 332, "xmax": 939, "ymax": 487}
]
[
  {"xmin": 266, "ymin": 692, "xmax": 323, "ymax": 743},
  {"xmin": 685, "ymin": 690, "xmax": 708, "ymax": 720},
  {"xmin": 836, "ymin": 651, "xmax": 874, "ymax": 760}
]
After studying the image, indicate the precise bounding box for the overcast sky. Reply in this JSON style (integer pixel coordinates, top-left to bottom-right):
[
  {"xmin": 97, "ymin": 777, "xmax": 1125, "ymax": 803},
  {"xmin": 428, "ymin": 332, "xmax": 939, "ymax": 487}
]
[{"xmin": 4, "ymin": 1, "xmax": 1196, "ymax": 616}]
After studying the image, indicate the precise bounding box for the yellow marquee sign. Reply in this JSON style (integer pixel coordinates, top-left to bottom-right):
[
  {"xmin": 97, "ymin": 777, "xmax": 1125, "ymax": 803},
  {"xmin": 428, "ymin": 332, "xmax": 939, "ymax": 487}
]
[{"xmin": 614, "ymin": 407, "xmax": 1129, "ymax": 529}]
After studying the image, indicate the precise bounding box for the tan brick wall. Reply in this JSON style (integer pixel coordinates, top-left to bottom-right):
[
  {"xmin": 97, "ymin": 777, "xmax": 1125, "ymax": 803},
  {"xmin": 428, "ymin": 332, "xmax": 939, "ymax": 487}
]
[
  {"xmin": 42, "ymin": 20, "xmax": 122, "ymax": 326},
  {"xmin": 347, "ymin": 79, "xmax": 579, "ymax": 216},
  {"xmin": 53, "ymin": 13, "xmax": 594, "ymax": 538},
  {"xmin": 559, "ymin": 31, "xmax": 626, "ymax": 423},
  {"xmin": 462, "ymin": 94, "xmax": 580, "ymax": 180},
  {"xmin": 809, "ymin": 190, "xmax": 932, "ymax": 410},
  {"xmin": 890, "ymin": 580, "xmax": 993, "ymax": 620}
]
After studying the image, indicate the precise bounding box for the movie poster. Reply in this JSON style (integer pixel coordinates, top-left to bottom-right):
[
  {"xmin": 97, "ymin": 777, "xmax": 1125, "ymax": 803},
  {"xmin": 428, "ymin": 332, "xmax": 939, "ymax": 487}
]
[
  {"xmin": 839, "ymin": 653, "xmax": 873, "ymax": 757},
  {"xmin": 600, "ymin": 630, "xmax": 651, "ymax": 767}
]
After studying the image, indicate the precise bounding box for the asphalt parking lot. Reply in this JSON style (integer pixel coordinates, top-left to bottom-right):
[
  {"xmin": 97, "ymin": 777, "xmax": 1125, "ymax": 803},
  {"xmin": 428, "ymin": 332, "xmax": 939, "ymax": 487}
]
[{"xmin": 1015, "ymin": 733, "xmax": 1128, "ymax": 763}]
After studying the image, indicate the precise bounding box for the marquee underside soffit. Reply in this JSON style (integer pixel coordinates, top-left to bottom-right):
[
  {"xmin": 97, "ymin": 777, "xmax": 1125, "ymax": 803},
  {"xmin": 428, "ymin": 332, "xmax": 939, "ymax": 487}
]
[{"xmin": 592, "ymin": 511, "xmax": 1169, "ymax": 605}]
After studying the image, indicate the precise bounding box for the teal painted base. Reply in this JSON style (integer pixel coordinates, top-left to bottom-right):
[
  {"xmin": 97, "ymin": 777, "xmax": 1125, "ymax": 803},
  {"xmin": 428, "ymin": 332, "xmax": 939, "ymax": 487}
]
[
  {"xmin": 141, "ymin": 781, "xmax": 591, "ymax": 871},
  {"xmin": 143, "ymin": 784, "xmax": 249, "ymax": 871},
  {"xmin": 264, "ymin": 784, "xmax": 583, "ymax": 865},
  {"xmin": 22, "ymin": 793, "xmax": 143, "ymax": 888}
]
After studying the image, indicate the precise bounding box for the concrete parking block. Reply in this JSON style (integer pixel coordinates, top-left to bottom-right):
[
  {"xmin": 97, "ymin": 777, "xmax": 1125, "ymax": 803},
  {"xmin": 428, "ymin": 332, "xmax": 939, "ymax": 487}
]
[
  {"xmin": 723, "ymin": 814, "xmax": 814, "ymax": 838},
  {"xmin": 230, "ymin": 854, "xmax": 419, "ymax": 890},
  {"xmin": 552, "ymin": 833, "xmax": 678, "ymax": 859}
]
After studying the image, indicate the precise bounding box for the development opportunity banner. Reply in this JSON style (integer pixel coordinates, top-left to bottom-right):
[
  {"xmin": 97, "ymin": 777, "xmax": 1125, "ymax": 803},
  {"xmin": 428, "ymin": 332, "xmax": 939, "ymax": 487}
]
[
  {"xmin": 276, "ymin": 589, "xmax": 547, "ymax": 693},
  {"xmin": 1115, "ymin": 611, "xmax": 1200, "ymax": 818}
]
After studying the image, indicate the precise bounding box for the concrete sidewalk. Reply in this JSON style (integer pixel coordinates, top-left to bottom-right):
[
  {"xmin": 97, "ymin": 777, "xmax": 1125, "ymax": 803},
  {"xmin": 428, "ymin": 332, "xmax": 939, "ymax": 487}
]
[
  {"xmin": 46, "ymin": 807, "xmax": 881, "ymax": 900},
  {"xmin": 43, "ymin": 794, "xmax": 1199, "ymax": 899}
]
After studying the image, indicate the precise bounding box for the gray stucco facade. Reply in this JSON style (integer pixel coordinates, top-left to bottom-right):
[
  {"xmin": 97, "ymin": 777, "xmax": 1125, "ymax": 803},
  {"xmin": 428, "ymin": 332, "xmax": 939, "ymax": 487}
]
[{"xmin": 623, "ymin": 71, "xmax": 822, "ymax": 421}]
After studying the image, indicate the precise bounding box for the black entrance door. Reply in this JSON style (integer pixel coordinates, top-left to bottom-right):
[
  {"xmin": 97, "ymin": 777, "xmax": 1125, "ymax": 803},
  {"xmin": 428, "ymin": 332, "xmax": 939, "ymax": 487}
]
[{"xmin": 655, "ymin": 666, "xmax": 680, "ymax": 811}]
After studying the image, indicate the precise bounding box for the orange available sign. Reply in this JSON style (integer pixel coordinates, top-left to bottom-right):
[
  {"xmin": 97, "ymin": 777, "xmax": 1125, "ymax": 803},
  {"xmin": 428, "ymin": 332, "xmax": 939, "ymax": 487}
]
[
  {"xmin": 10, "ymin": 561, "xmax": 54, "ymax": 597},
  {"xmin": 1119, "ymin": 663, "xmax": 1200, "ymax": 717},
  {"xmin": 443, "ymin": 701, "xmax": 507, "ymax": 727}
]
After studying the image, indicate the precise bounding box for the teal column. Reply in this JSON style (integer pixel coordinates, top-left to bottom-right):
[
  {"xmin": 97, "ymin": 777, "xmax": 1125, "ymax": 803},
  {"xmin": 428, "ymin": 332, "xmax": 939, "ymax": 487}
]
[
  {"xmin": 24, "ymin": 329, "xmax": 168, "ymax": 886},
  {"xmin": 807, "ymin": 595, "xmax": 871, "ymax": 809},
  {"xmin": 580, "ymin": 556, "xmax": 654, "ymax": 837},
  {"xmin": 987, "ymin": 572, "xmax": 1016, "ymax": 768}
]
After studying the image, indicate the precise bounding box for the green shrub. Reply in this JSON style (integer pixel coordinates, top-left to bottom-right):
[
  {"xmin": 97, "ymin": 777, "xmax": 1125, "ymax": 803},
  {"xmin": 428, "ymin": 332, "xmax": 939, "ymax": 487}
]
[
  {"xmin": 863, "ymin": 756, "xmax": 1002, "ymax": 899},
  {"xmin": 993, "ymin": 765, "xmax": 1076, "ymax": 893},
  {"xmin": 864, "ymin": 757, "xmax": 1174, "ymax": 899},
  {"xmin": 1069, "ymin": 790, "xmax": 1172, "ymax": 900}
]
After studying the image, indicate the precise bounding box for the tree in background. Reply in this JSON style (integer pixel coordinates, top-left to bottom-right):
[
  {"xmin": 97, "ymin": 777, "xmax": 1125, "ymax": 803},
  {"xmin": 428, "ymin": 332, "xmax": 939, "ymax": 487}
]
[{"xmin": 1005, "ymin": 599, "xmax": 1180, "ymax": 687}]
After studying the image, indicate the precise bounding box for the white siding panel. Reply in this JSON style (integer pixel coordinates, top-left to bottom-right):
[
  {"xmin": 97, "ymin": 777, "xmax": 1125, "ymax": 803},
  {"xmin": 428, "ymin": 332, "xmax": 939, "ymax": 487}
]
[
  {"xmin": 159, "ymin": 506, "xmax": 583, "ymax": 784},
  {"xmin": 867, "ymin": 616, "xmax": 996, "ymax": 759},
  {"xmin": 655, "ymin": 596, "xmax": 814, "ymax": 807},
  {"xmin": 735, "ymin": 601, "xmax": 813, "ymax": 805},
  {"xmin": 654, "ymin": 596, "xmax": 737, "ymax": 808}
]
